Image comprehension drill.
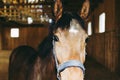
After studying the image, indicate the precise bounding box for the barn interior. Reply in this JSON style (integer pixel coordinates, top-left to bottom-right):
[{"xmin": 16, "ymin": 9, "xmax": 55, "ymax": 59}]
[{"xmin": 0, "ymin": 0, "xmax": 120, "ymax": 80}]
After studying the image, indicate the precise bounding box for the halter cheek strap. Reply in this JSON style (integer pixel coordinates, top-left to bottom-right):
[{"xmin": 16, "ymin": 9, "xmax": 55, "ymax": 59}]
[{"xmin": 52, "ymin": 37, "xmax": 85, "ymax": 80}]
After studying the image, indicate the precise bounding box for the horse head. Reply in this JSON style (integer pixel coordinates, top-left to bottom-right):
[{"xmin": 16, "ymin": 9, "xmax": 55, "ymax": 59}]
[{"xmin": 52, "ymin": 0, "xmax": 90, "ymax": 80}]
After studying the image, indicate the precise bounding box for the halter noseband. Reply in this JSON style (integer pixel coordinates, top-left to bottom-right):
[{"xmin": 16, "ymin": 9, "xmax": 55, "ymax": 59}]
[{"xmin": 52, "ymin": 36, "xmax": 85, "ymax": 80}]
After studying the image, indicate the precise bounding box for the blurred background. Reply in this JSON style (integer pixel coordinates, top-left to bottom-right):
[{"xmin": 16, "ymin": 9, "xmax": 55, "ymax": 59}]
[{"xmin": 0, "ymin": 0, "xmax": 120, "ymax": 80}]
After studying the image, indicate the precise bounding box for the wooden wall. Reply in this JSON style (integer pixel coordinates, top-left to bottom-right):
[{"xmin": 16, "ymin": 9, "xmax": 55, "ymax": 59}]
[
  {"xmin": 87, "ymin": 0, "xmax": 119, "ymax": 74},
  {"xmin": 1, "ymin": 26, "xmax": 48, "ymax": 50},
  {"xmin": 115, "ymin": 0, "xmax": 120, "ymax": 75},
  {"xmin": 0, "ymin": 25, "xmax": 2, "ymax": 50}
]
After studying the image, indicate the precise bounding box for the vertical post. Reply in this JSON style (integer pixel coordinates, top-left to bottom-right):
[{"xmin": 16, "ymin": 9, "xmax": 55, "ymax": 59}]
[{"xmin": 0, "ymin": 26, "xmax": 2, "ymax": 50}]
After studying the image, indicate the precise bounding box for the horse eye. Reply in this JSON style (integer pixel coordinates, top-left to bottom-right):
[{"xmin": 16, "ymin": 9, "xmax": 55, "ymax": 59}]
[
  {"xmin": 85, "ymin": 37, "xmax": 89, "ymax": 43},
  {"xmin": 53, "ymin": 35, "xmax": 59, "ymax": 41}
]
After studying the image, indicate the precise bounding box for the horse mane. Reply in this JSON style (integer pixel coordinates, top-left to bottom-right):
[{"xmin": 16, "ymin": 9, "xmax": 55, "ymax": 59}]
[
  {"xmin": 37, "ymin": 34, "xmax": 57, "ymax": 80},
  {"xmin": 38, "ymin": 35, "xmax": 53, "ymax": 59}
]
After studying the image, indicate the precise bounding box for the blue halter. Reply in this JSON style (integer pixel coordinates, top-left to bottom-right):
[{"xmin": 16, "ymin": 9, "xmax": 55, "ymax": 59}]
[{"xmin": 52, "ymin": 37, "xmax": 85, "ymax": 80}]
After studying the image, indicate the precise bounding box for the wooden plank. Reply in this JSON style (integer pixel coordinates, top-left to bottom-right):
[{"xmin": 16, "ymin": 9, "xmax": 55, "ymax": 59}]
[{"xmin": 2, "ymin": 27, "xmax": 48, "ymax": 50}]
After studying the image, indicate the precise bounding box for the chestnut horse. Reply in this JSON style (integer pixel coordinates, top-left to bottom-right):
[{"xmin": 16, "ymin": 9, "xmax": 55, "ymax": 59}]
[{"xmin": 8, "ymin": 0, "xmax": 90, "ymax": 80}]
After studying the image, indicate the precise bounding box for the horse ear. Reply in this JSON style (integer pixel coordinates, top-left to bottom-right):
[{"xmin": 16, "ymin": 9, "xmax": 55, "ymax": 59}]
[
  {"xmin": 80, "ymin": 0, "xmax": 90, "ymax": 19},
  {"xmin": 54, "ymin": 0, "xmax": 63, "ymax": 21}
]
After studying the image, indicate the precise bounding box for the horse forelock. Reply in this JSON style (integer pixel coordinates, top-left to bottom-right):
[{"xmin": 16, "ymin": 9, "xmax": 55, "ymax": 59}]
[{"xmin": 49, "ymin": 12, "xmax": 85, "ymax": 33}]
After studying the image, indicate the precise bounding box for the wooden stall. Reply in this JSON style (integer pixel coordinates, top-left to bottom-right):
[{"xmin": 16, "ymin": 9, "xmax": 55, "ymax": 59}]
[
  {"xmin": 0, "ymin": 23, "xmax": 49, "ymax": 50},
  {"xmin": 87, "ymin": 0, "xmax": 120, "ymax": 75},
  {"xmin": 115, "ymin": 0, "xmax": 120, "ymax": 75}
]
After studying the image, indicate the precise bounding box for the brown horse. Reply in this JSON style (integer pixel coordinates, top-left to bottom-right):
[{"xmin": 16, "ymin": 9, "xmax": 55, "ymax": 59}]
[
  {"xmin": 8, "ymin": 45, "xmax": 38, "ymax": 80},
  {"xmin": 8, "ymin": 0, "xmax": 90, "ymax": 80}
]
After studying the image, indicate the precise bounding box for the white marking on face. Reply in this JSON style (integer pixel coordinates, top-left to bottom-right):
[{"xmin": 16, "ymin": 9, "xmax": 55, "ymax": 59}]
[
  {"xmin": 69, "ymin": 19, "xmax": 80, "ymax": 34},
  {"xmin": 69, "ymin": 26, "xmax": 79, "ymax": 34}
]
